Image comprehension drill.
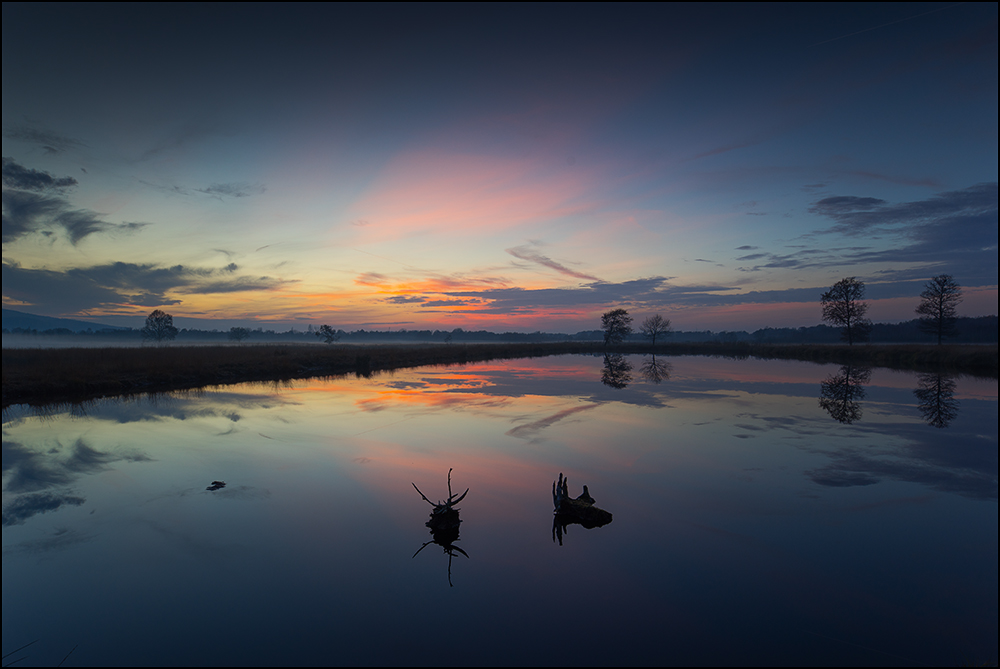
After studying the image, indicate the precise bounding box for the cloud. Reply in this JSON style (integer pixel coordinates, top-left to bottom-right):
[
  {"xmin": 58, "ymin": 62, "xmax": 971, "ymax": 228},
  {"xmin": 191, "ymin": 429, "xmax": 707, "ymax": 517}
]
[
  {"xmin": 2, "ymin": 491, "xmax": 86, "ymax": 526},
  {"xmin": 810, "ymin": 183, "xmax": 996, "ymax": 236},
  {"xmin": 804, "ymin": 183, "xmax": 999, "ymax": 286},
  {"xmin": 2, "ymin": 126, "xmax": 85, "ymax": 154},
  {"xmin": 420, "ymin": 299, "xmax": 481, "ymax": 308},
  {"xmin": 140, "ymin": 180, "xmax": 266, "ymax": 200},
  {"xmin": 2, "ymin": 261, "xmax": 291, "ymax": 312},
  {"xmin": 195, "ymin": 182, "xmax": 267, "ymax": 199},
  {"xmin": 2, "ymin": 168, "xmax": 141, "ymax": 245},
  {"xmin": 2, "ymin": 157, "xmax": 78, "ymax": 191},
  {"xmin": 506, "ymin": 243, "xmax": 600, "ymax": 281},
  {"xmin": 809, "ymin": 195, "xmax": 888, "ymax": 220},
  {"xmin": 444, "ymin": 277, "xmax": 747, "ymax": 312},
  {"xmin": 181, "ymin": 276, "xmax": 291, "ymax": 294},
  {"xmin": 384, "ymin": 295, "xmax": 425, "ymax": 304}
]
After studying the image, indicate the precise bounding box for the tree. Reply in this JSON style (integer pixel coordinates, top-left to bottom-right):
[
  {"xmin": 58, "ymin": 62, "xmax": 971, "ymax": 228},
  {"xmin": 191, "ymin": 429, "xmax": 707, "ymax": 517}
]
[
  {"xmin": 915, "ymin": 274, "xmax": 962, "ymax": 345},
  {"xmin": 228, "ymin": 326, "xmax": 251, "ymax": 343},
  {"xmin": 315, "ymin": 324, "xmax": 340, "ymax": 344},
  {"xmin": 141, "ymin": 309, "xmax": 178, "ymax": 342},
  {"xmin": 821, "ymin": 277, "xmax": 871, "ymax": 345},
  {"xmin": 639, "ymin": 314, "xmax": 671, "ymax": 345},
  {"xmin": 601, "ymin": 308, "xmax": 632, "ymax": 346}
]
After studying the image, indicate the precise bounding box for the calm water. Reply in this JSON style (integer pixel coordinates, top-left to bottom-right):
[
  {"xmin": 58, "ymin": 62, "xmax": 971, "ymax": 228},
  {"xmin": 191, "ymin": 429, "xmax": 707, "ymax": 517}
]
[{"xmin": 2, "ymin": 355, "xmax": 997, "ymax": 666}]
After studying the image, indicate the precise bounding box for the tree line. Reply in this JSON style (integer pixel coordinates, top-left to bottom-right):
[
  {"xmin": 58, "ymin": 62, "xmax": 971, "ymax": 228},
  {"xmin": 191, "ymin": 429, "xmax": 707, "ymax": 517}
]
[
  {"xmin": 5, "ymin": 274, "xmax": 988, "ymax": 345},
  {"xmin": 598, "ymin": 274, "xmax": 976, "ymax": 347},
  {"xmin": 820, "ymin": 274, "xmax": 964, "ymax": 345}
]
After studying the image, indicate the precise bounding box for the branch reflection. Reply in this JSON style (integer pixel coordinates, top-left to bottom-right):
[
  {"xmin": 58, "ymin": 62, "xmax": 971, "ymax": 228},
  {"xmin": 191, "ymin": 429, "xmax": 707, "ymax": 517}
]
[
  {"xmin": 818, "ymin": 365, "xmax": 872, "ymax": 424},
  {"xmin": 914, "ymin": 373, "xmax": 960, "ymax": 428},
  {"xmin": 601, "ymin": 353, "xmax": 632, "ymax": 389},
  {"xmin": 639, "ymin": 354, "xmax": 672, "ymax": 384}
]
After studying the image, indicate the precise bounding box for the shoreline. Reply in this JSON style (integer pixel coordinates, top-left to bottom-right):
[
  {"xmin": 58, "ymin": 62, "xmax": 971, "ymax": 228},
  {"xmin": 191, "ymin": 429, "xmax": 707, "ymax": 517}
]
[{"xmin": 3, "ymin": 342, "xmax": 997, "ymax": 409}]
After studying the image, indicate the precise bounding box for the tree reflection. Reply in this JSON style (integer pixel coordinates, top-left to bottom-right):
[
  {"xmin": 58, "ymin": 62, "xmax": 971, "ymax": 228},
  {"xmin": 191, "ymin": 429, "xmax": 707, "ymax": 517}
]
[
  {"xmin": 639, "ymin": 355, "xmax": 672, "ymax": 384},
  {"xmin": 914, "ymin": 373, "xmax": 960, "ymax": 428},
  {"xmin": 818, "ymin": 365, "xmax": 871, "ymax": 424},
  {"xmin": 601, "ymin": 353, "xmax": 632, "ymax": 389}
]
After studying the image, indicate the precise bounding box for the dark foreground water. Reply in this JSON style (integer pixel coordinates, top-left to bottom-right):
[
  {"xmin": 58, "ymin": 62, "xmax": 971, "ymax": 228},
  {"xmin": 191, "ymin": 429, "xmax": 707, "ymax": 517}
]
[{"xmin": 2, "ymin": 355, "xmax": 997, "ymax": 666}]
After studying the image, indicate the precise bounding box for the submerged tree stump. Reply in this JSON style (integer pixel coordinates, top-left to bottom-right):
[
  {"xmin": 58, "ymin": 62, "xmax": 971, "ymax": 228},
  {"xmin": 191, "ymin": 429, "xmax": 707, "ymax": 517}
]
[
  {"xmin": 552, "ymin": 473, "xmax": 612, "ymax": 545},
  {"xmin": 412, "ymin": 468, "xmax": 469, "ymax": 586}
]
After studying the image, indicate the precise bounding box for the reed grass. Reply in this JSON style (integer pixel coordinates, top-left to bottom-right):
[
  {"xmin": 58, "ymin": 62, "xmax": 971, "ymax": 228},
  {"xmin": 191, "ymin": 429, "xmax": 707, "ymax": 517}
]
[{"xmin": 2, "ymin": 341, "xmax": 996, "ymax": 408}]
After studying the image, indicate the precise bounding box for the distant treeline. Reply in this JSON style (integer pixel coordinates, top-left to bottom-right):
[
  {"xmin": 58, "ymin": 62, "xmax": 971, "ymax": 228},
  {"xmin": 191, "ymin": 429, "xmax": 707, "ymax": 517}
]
[{"xmin": 3, "ymin": 315, "xmax": 997, "ymax": 344}]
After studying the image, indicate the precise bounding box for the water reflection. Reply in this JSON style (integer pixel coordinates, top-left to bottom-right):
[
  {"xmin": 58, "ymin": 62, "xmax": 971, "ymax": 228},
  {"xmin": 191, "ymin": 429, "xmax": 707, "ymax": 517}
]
[
  {"xmin": 818, "ymin": 365, "xmax": 872, "ymax": 424},
  {"xmin": 1, "ymin": 437, "xmax": 152, "ymax": 526},
  {"xmin": 638, "ymin": 354, "xmax": 672, "ymax": 384},
  {"xmin": 412, "ymin": 469, "xmax": 469, "ymax": 587},
  {"xmin": 914, "ymin": 373, "xmax": 960, "ymax": 428},
  {"xmin": 600, "ymin": 353, "xmax": 632, "ymax": 389},
  {"xmin": 1, "ymin": 356, "xmax": 995, "ymax": 665}
]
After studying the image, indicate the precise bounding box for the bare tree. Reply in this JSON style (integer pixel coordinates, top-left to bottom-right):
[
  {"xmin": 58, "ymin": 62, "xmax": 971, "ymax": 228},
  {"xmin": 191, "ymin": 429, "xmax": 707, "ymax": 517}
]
[
  {"xmin": 915, "ymin": 274, "xmax": 962, "ymax": 345},
  {"xmin": 228, "ymin": 326, "xmax": 251, "ymax": 343},
  {"xmin": 315, "ymin": 324, "xmax": 340, "ymax": 344},
  {"xmin": 639, "ymin": 314, "xmax": 671, "ymax": 345},
  {"xmin": 821, "ymin": 277, "xmax": 872, "ymax": 345},
  {"xmin": 601, "ymin": 308, "xmax": 632, "ymax": 346},
  {"xmin": 141, "ymin": 309, "xmax": 178, "ymax": 343}
]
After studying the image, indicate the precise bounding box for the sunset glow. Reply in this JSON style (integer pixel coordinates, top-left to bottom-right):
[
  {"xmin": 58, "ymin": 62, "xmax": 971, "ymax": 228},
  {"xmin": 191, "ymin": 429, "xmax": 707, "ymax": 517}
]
[{"xmin": 2, "ymin": 4, "xmax": 996, "ymax": 332}]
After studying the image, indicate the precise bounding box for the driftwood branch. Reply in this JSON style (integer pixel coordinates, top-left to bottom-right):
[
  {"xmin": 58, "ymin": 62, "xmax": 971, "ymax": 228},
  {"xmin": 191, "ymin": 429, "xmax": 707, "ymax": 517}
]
[{"xmin": 412, "ymin": 469, "xmax": 469, "ymax": 586}]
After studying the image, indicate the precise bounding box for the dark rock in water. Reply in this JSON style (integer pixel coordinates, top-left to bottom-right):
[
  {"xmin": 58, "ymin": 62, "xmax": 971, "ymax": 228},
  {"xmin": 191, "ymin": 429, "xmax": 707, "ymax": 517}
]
[{"xmin": 206, "ymin": 480, "xmax": 226, "ymax": 491}]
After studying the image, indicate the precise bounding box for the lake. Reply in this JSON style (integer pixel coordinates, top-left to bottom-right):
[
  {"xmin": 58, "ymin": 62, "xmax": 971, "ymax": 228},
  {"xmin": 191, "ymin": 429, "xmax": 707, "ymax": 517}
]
[{"xmin": 2, "ymin": 354, "xmax": 997, "ymax": 666}]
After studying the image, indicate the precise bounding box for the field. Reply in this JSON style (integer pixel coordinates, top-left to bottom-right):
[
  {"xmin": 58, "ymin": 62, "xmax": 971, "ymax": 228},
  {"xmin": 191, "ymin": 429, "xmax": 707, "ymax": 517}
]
[{"xmin": 2, "ymin": 341, "xmax": 997, "ymax": 409}]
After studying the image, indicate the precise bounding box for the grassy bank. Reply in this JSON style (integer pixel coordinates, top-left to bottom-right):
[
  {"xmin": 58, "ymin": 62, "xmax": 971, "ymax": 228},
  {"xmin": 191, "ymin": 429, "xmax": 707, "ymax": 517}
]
[{"xmin": 2, "ymin": 341, "xmax": 996, "ymax": 409}]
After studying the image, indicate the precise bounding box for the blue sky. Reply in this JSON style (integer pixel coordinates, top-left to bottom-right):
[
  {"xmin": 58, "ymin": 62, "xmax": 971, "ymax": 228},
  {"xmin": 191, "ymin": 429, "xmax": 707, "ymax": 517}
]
[{"xmin": 2, "ymin": 3, "xmax": 996, "ymax": 331}]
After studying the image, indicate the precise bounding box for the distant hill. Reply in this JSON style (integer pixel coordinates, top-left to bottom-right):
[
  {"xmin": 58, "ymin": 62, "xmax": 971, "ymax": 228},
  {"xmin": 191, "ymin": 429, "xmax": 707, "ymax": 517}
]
[{"xmin": 2, "ymin": 308, "xmax": 128, "ymax": 333}]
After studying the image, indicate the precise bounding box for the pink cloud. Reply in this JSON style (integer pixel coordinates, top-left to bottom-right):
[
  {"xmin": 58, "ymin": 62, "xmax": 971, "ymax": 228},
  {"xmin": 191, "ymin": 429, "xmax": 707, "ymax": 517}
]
[{"xmin": 345, "ymin": 150, "xmax": 608, "ymax": 242}]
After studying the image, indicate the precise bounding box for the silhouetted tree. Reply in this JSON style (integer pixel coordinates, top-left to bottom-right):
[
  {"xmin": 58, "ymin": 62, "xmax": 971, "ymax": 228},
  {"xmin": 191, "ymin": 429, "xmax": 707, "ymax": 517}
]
[
  {"xmin": 914, "ymin": 373, "xmax": 959, "ymax": 428},
  {"xmin": 818, "ymin": 365, "xmax": 871, "ymax": 424},
  {"xmin": 315, "ymin": 324, "xmax": 340, "ymax": 344},
  {"xmin": 915, "ymin": 274, "xmax": 962, "ymax": 345},
  {"xmin": 821, "ymin": 277, "xmax": 872, "ymax": 345},
  {"xmin": 141, "ymin": 309, "xmax": 178, "ymax": 342},
  {"xmin": 228, "ymin": 326, "xmax": 251, "ymax": 343},
  {"xmin": 601, "ymin": 308, "xmax": 632, "ymax": 346},
  {"xmin": 639, "ymin": 314, "xmax": 671, "ymax": 345}
]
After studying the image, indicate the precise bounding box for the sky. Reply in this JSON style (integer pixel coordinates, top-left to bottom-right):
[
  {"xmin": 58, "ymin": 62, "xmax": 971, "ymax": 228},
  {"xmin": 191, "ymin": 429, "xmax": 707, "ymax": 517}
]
[{"xmin": 2, "ymin": 3, "xmax": 997, "ymax": 333}]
